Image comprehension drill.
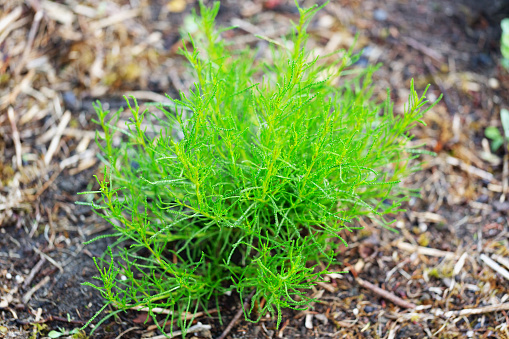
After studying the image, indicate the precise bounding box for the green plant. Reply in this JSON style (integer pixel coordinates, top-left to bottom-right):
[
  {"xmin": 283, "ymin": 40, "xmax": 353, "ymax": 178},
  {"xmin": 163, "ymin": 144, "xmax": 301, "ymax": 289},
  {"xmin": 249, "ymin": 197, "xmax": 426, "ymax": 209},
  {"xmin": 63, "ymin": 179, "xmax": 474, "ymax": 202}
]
[
  {"xmin": 79, "ymin": 1, "xmax": 439, "ymax": 336},
  {"xmin": 47, "ymin": 328, "xmax": 82, "ymax": 339},
  {"xmin": 485, "ymin": 108, "xmax": 509, "ymax": 152},
  {"xmin": 501, "ymin": 18, "xmax": 509, "ymax": 70}
]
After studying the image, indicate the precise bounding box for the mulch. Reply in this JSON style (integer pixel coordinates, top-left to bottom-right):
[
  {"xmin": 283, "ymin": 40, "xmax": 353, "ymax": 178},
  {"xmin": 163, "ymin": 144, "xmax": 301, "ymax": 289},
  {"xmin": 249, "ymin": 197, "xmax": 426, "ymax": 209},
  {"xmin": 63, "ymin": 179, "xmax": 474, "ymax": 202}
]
[{"xmin": 1, "ymin": 0, "xmax": 509, "ymax": 338}]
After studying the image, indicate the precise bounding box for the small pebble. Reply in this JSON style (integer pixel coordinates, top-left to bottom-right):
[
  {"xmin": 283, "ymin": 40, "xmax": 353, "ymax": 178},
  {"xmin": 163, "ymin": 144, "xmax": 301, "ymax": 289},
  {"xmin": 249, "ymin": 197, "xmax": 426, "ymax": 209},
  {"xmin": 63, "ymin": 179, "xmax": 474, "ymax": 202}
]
[
  {"xmin": 488, "ymin": 78, "xmax": 500, "ymax": 89},
  {"xmin": 476, "ymin": 194, "xmax": 489, "ymax": 203},
  {"xmin": 305, "ymin": 314, "xmax": 313, "ymax": 329},
  {"xmin": 418, "ymin": 223, "xmax": 428, "ymax": 233},
  {"xmin": 353, "ymin": 308, "xmax": 359, "ymax": 316},
  {"xmin": 477, "ymin": 53, "xmax": 493, "ymax": 66},
  {"xmin": 364, "ymin": 306, "xmax": 375, "ymax": 313},
  {"xmin": 354, "ymin": 56, "xmax": 369, "ymax": 68},
  {"xmin": 314, "ymin": 313, "xmax": 328, "ymax": 325},
  {"xmin": 130, "ymin": 161, "xmax": 140, "ymax": 170},
  {"xmin": 493, "ymin": 201, "xmax": 509, "ymax": 213},
  {"xmin": 373, "ymin": 9, "xmax": 387, "ymax": 21},
  {"xmin": 465, "ymin": 284, "xmax": 480, "ymax": 292},
  {"xmin": 62, "ymin": 91, "xmax": 78, "ymax": 110},
  {"xmin": 442, "ymin": 278, "xmax": 453, "ymax": 287},
  {"xmin": 318, "ymin": 14, "xmax": 335, "ymax": 28}
]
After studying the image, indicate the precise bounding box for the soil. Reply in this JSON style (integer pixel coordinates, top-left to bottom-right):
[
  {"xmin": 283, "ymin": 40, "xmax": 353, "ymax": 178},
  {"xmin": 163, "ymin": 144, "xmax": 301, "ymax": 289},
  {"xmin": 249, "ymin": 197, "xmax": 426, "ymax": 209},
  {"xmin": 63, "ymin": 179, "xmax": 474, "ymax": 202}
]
[{"xmin": 1, "ymin": 0, "xmax": 509, "ymax": 338}]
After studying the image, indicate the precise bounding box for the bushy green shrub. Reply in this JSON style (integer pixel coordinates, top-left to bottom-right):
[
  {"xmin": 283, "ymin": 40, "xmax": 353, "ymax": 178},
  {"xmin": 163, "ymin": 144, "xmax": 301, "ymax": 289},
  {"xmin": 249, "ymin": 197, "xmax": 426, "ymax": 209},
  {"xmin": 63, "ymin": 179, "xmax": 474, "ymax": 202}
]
[{"xmin": 79, "ymin": 1, "xmax": 439, "ymax": 336}]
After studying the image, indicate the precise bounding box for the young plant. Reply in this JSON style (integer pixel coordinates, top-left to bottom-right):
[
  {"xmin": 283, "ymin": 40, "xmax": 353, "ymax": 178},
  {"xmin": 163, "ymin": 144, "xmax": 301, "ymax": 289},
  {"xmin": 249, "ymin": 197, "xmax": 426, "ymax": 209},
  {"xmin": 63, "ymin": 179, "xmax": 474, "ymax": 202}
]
[
  {"xmin": 79, "ymin": 1, "xmax": 439, "ymax": 336},
  {"xmin": 485, "ymin": 108, "xmax": 509, "ymax": 152},
  {"xmin": 47, "ymin": 327, "xmax": 82, "ymax": 339}
]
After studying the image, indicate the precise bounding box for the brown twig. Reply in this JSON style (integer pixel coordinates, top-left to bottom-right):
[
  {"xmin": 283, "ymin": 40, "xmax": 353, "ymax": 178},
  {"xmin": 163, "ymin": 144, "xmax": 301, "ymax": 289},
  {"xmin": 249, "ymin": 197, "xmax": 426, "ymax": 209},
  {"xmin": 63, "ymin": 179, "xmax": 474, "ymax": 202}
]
[
  {"xmin": 493, "ymin": 254, "xmax": 509, "ymax": 271},
  {"xmin": 423, "ymin": 58, "xmax": 456, "ymax": 117},
  {"xmin": 27, "ymin": 168, "xmax": 63, "ymax": 202},
  {"xmin": 16, "ymin": 314, "xmax": 85, "ymax": 325},
  {"xmin": 129, "ymin": 305, "xmax": 186, "ymax": 315},
  {"xmin": 3, "ymin": 70, "xmax": 35, "ymax": 110},
  {"xmin": 32, "ymin": 247, "xmax": 63, "ymax": 273},
  {"xmin": 316, "ymin": 281, "xmax": 335, "ymax": 293},
  {"xmin": 480, "ymin": 254, "xmax": 509, "ymax": 281},
  {"xmin": 44, "ymin": 110, "xmax": 71, "ymax": 165},
  {"xmin": 114, "ymin": 326, "xmax": 140, "ymax": 339},
  {"xmin": 23, "ymin": 257, "xmax": 46, "ymax": 289},
  {"xmin": 0, "ymin": 7, "xmax": 22, "ymax": 35},
  {"xmin": 442, "ymin": 302, "xmax": 509, "ymax": 317},
  {"xmin": 445, "ymin": 156, "xmax": 494, "ymax": 182},
  {"xmin": 402, "ymin": 36, "xmax": 444, "ymax": 64},
  {"xmin": 396, "ymin": 241, "xmax": 457, "ymax": 259},
  {"xmin": 501, "ymin": 153, "xmax": 508, "ymax": 202},
  {"xmin": 147, "ymin": 322, "xmax": 211, "ymax": 339},
  {"xmin": 22, "ymin": 276, "xmax": 50, "ymax": 304},
  {"xmin": 7, "ymin": 106, "xmax": 22, "ymax": 169},
  {"xmin": 217, "ymin": 289, "xmax": 256, "ymax": 339},
  {"xmin": 356, "ymin": 278, "xmax": 416, "ymax": 309},
  {"xmin": 146, "ymin": 308, "xmax": 218, "ymax": 331},
  {"xmin": 277, "ymin": 319, "xmax": 290, "ymax": 338},
  {"xmin": 14, "ymin": 10, "xmax": 43, "ymax": 76}
]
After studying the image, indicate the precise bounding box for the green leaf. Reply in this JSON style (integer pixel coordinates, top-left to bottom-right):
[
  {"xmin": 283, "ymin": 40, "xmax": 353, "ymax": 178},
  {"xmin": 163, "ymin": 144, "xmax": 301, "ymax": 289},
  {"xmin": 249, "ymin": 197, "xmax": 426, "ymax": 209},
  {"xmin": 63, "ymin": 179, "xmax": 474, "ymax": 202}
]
[
  {"xmin": 485, "ymin": 126, "xmax": 502, "ymax": 140},
  {"xmin": 47, "ymin": 330, "xmax": 64, "ymax": 338},
  {"xmin": 501, "ymin": 108, "xmax": 509, "ymax": 139},
  {"xmin": 492, "ymin": 139, "xmax": 504, "ymax": 152},
  {"xmin": 502, "ymin": 18, "xmax": 509, "ymax": 33},
  {"xmin": 502, "ymin": 58, "xmax": 509, "ymax": 71},
  {"xmin": 502, "ymin": 42, "xmax": 509, "ymax": 60}
]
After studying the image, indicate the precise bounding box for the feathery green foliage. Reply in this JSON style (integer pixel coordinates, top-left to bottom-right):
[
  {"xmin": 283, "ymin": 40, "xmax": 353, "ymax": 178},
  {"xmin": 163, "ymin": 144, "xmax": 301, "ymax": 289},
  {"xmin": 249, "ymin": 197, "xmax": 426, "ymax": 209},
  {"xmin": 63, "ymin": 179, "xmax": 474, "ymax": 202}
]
[{"xmin": 80, "ymin": 1, "xmax": 439, "ymax": 336}]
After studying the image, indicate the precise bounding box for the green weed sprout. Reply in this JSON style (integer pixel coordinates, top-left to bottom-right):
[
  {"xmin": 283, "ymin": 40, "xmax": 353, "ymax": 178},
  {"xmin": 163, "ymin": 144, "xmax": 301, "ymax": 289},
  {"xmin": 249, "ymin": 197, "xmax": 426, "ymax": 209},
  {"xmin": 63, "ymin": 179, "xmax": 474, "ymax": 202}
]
[
  {"xmin": 485, "ymin": 108, "xmax": 509, "ymax": 151},
  {"xmin": 501, "ymin": 18, "xmax": 509, "ymax": 70},
  {"xmin": 79, "ymin": 1, "xmax": 440, "ymax": 336}
]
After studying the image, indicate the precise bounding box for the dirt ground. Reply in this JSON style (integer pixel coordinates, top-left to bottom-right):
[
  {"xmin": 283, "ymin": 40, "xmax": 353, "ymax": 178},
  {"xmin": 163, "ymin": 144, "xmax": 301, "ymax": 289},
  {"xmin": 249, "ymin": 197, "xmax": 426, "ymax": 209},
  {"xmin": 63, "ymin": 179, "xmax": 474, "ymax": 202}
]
[{"xmin": 1, "ymin": 0, "xmax": 509, "ymax": 338}]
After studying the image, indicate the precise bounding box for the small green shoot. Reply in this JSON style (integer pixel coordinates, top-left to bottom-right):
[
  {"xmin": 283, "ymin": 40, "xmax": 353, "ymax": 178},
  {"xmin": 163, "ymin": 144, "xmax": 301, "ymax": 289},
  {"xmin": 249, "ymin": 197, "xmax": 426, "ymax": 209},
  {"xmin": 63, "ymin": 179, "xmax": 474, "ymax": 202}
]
[
  {"xmin": 485, "ymin": 108, "xmax": 509, "ymax": 151},
  {"xmin": 47, "ymin": 328, "xmax": 81, "ymax": 338}
]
